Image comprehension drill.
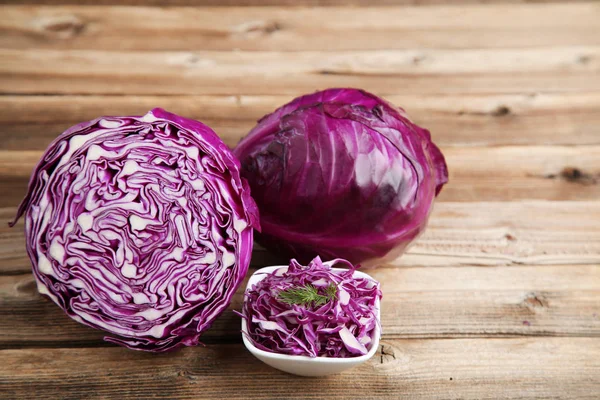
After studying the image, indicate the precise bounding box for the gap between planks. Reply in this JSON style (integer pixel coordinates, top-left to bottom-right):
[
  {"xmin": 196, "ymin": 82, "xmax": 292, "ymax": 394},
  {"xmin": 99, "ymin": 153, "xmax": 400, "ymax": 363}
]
[
  {"xmin": 2, "ymin": 0, "xmax": 595, "ymax": 6},
  {"xmin": 0, "ymin": 0, "xmax": 593, "ymax": 7}
]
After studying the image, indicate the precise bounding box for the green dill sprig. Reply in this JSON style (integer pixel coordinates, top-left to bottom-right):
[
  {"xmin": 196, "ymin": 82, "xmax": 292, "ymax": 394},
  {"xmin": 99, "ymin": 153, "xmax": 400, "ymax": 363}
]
[
  {"xmin": 278, "ymin": 283, "xmax": 338, "ymax": 307},
  {"xmin": 324, "ymin": 283, "xmax": 337, "ymax": 301}
]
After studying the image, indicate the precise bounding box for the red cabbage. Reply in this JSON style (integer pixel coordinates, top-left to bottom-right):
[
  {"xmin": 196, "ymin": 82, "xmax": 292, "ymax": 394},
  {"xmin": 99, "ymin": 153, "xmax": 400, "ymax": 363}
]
[
  {"xmin": 241, "ymin": 257, "xmax": 381, "ymax": 358},
  {"xmin": 11, "ymin": 108, "xmax": 259, "ymax": 352},
  {"xmin": 234, "ymin": 88, "xmax": 448, "ymax": 265}
]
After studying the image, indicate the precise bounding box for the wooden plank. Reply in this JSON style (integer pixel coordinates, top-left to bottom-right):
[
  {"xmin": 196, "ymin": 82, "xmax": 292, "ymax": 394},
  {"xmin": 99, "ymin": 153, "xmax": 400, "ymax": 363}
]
[
  {"xmin": 4, "ymin": 201, "xmax": 599, "ymax": 275},
  {"xmin": 1, "ymin": 47, "xmax": 598, "ymax": 95},
  {"xmin": 438, "ymin": 145, "xmax": 600, "ymax": 202},
  {"xmin": 1, "ymin": 264, "xmax": 598, "ymax": 346},
  {"xmin": 1, "ymin": 93, "xmax": 599, "ymax": 150},
  {"xmin": 1, "ymin": 338, "xmax": 599, "ymax": 399},
  {"xmin": 1, "ymin": 145, "xmax": 598, "ymax": 207},
  {"xmin": 1, "ymin": 4, "xmax": 598, "ymax": 51},
  {"xmin": 399, "ymin": 201, "xmax": 600, "ymax": 267},
  {"xmin": 0, "ymin": 0, "xmax": 581, "ymax": 6}
]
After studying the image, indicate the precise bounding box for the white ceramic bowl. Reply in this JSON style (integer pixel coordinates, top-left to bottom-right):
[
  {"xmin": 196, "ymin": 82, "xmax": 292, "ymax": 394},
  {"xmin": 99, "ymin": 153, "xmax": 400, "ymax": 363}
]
[{"xmin": 241, "ymin": 265, "xmax": 381, "ymax": 377}]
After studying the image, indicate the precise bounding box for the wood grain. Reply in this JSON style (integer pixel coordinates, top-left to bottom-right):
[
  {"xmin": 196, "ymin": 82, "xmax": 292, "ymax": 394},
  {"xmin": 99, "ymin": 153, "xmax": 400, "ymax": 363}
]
[
  {"xmin": 4, "ymin": 201, "xmax": 599, "ymax": 276},
  {"xmin": 1, "ymin": 47, "xmax": 597, "ymax": 95},
  {"xmin": 2, "ymin": 144, "xmax": 598, "ymax": 207},
  {"xmin": 1, "ymin": 4, "xmax": 598, "ymax": 51},
  {"xmin": 2, "ymin": 264, "xmax": 599, "ymax": 347},
  {"xmin": 438, "ymin": 145, "xmax": 600, "ymax": 202},
  {"xmin": 2, "ymin": 338, "xmax": 599, "ymax": 399},
  {"xmin": 1, "ymin": 93, "xmax": 599, "ymax": 150}
]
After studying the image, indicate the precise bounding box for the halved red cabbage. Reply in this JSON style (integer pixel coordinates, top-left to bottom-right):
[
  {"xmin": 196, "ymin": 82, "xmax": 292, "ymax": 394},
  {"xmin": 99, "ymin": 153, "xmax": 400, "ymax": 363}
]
[
  {"xmin": 241, "ymin": 257, "xmax": 381, "ymax": 358},
  {"xmin": 234, "ymin": 88, "xmax": 448, "ymax": 265},
  {"xmin": 11, "ymin": 108, "xmax": 259, "ymax": 352}
]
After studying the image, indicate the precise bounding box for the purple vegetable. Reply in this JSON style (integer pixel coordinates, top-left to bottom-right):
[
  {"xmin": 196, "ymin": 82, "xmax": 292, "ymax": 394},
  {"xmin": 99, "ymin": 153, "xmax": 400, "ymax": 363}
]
[
  {"xmin": 241, "ymin": 257, "xmax": 381, "ymax": 358},
  {"xmin": 11, "ymin": 108, "xmax": 259, "ymax": 352},
  {"xmin": 234, "ymin": 88, "xmax": 448, "ymax": 265}
]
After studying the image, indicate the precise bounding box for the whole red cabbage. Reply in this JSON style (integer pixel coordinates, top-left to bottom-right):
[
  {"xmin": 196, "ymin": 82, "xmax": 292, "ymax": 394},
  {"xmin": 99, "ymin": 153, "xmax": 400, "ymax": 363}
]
[
  {"xmin": 234, "ymin": 88, "xmax": 448, "ymax": 265},
  {"xmin": 11, "ymin": 108, "xmax": 259, "ymax": 352}
]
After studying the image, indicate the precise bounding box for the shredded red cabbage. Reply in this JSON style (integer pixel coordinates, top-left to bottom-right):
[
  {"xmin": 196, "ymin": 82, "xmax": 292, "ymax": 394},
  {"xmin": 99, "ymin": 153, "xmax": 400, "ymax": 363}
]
[{"xmin": 241, "ymin": 257, "xmax": 381, "ymax": 358}]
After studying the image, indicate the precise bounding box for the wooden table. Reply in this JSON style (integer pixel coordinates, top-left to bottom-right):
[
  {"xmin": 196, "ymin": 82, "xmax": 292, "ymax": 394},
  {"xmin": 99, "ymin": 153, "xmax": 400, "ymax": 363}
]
[{"xmin": 1, "ymin": 1, "xmax": 599, "ymax": 398}]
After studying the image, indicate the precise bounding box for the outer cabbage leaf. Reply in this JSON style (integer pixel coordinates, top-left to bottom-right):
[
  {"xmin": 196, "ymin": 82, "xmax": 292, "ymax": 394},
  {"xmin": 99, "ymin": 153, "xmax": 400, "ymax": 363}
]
[
  {"xmin": 234, "ymin": 88, "xmax": 448, "ymax": 265},
  {"xmin": 11, "ymin": 108, "xmax": 259, "ymax": 352}
]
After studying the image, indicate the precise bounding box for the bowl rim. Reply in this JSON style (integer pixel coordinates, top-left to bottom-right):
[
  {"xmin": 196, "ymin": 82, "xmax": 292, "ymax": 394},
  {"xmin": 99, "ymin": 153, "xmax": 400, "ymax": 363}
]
[{"xmin": 240, "ymin": 265, "xmax": 381, "ymax": 364}]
